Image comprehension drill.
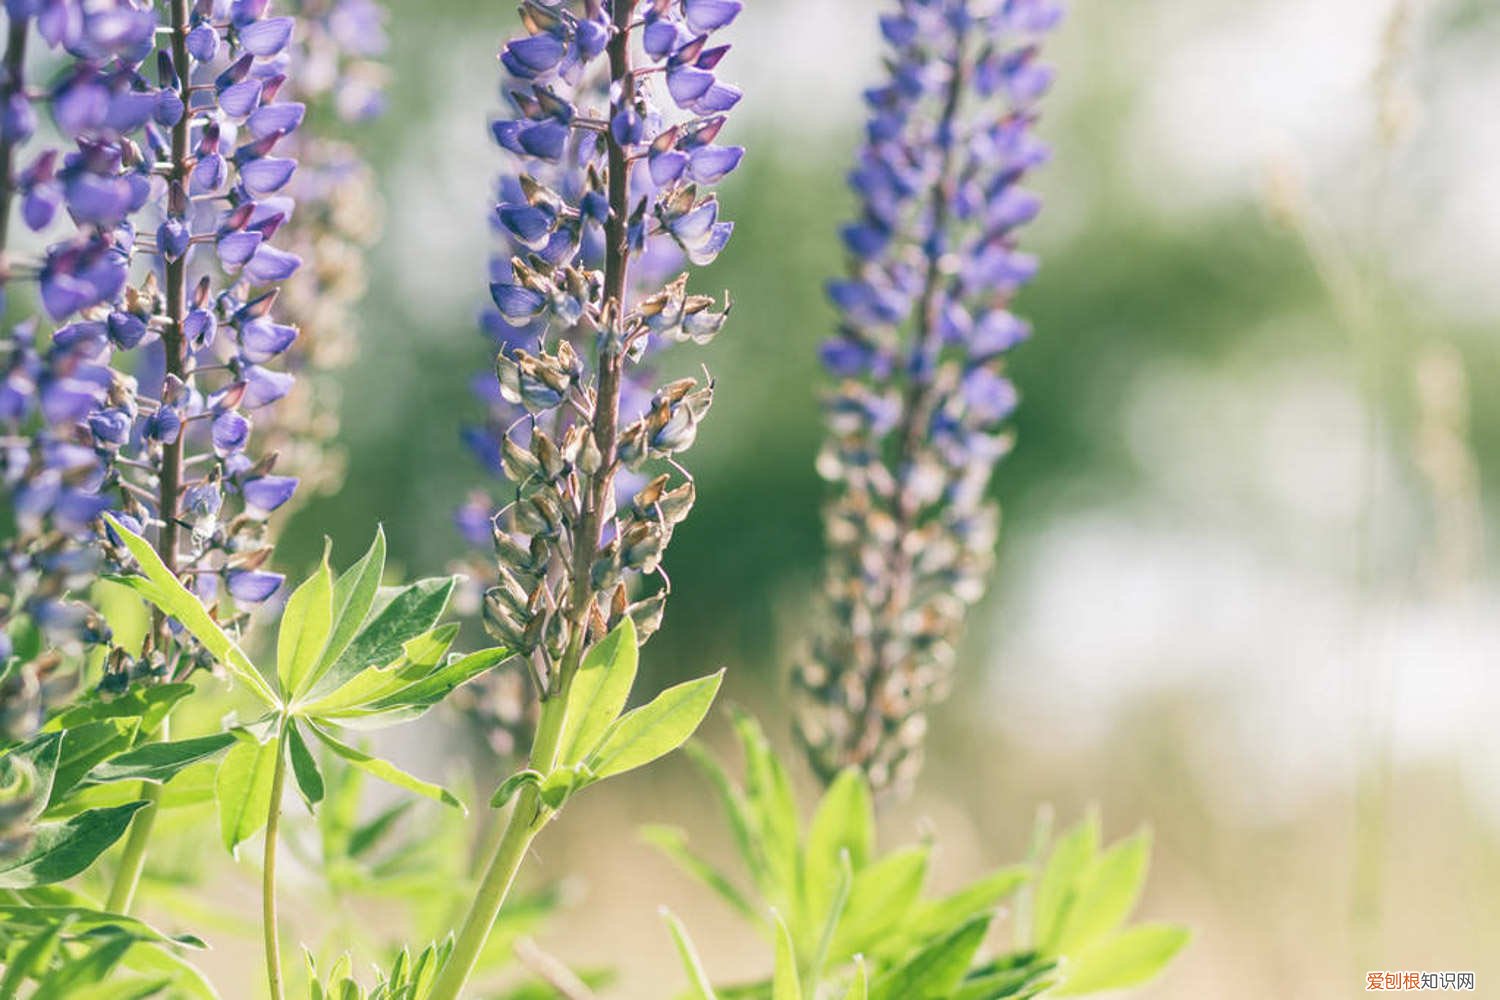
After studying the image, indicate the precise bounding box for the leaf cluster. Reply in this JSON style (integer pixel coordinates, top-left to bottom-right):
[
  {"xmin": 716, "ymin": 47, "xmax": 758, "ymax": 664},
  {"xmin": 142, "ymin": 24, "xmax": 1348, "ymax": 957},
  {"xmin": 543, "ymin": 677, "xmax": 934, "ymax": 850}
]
[{"xmin": 653, "ymin": 715, "xmax": 1188, "ymax": 999}]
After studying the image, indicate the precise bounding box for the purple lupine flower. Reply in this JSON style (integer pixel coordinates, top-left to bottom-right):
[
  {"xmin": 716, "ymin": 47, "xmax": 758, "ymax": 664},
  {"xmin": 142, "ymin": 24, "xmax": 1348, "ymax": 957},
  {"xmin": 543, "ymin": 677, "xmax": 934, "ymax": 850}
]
[
  {"xmin": 246, "ymin": 0, "xmax": 389, "ymax": 505},
  {"xmin": 1, "ymin": 0, "xmax": 310, "ymax": 689},
  {"xmin": 795, "ymin": 0, "xmax": 1063, "ymax": 795},
  {"xmin": 468, "ymin": 0, "xmax": 741, "ymax": 695}
]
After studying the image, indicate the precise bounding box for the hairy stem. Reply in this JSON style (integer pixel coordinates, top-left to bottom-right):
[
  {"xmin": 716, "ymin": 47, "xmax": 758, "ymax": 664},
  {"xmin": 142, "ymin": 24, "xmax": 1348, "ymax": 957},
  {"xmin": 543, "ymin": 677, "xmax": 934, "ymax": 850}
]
[
  {"xmin": 431, "ymin": 7, "xmax": 640, "ymax": 997},
  {"xmin": 107, "ymin": 0, "xmax": 193, "ymax": 914},
  {"xmin": 262, "ymin": 724, "xmax": 291, "ymax": 1000},
  {"xmin": 103, "ymin": 718, "xmax": 168, "ymax": 913},
  {"xmin": 428, "ymin": 694, "xmax": 568, "ymax": 1000}
]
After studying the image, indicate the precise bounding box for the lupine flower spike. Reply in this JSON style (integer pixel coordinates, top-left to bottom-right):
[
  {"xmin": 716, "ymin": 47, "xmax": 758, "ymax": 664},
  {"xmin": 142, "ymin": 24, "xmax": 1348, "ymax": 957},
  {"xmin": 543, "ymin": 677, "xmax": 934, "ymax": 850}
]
[
  {"xmin": 469, "ymin": 0, "xmax": 742, "ymax": 698},
  {"xmin": 1, "ymin": 0, "xmax": 308, "ymax": 688},
  {"xmin": 795, "ymin": 0, "xmax": 1063, "ymax": 794}
]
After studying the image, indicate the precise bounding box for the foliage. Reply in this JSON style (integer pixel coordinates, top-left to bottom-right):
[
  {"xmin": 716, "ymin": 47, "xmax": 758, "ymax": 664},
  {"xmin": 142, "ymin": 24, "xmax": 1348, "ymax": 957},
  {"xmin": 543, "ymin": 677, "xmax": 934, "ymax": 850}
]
[{"xmin": 652, "ymin": 715, "xmax": 1188, "ymax": 999}]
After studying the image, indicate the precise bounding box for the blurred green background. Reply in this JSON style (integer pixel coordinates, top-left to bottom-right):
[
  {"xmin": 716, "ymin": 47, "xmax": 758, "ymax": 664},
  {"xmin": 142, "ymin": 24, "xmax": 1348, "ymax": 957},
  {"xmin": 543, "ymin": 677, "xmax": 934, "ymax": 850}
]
[{"xmin": 248, "ymin": 0, "xmax": 1500, "ymax": 995}]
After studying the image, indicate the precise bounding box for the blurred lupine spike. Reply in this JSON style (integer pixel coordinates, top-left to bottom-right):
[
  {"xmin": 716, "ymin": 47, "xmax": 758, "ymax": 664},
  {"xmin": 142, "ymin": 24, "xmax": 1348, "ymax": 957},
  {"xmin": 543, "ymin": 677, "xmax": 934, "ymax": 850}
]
[
  {"xmin": 254, "ymin": 0, "xmax": 389, "ymax": 506},
  {"xmin": 794, "ymin": 0, "xmax": 1063, "ymax": 795},
  {"xmin": 458, "ymin": 0, "xmax": 743, "ymax": 707},
  {"xmin": 1, "ymin": 0, "xmax": 310, "ymax": 699}
]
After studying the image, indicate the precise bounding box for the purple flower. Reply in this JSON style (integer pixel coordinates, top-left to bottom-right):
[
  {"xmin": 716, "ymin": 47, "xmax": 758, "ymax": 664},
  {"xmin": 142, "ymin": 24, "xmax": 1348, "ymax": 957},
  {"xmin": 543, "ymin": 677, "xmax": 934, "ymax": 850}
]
[
  {"xmin": 796, "ymin": 0, "xmax": 1063, "ymax": 794},
  {"xmin": 463, "ymin": 0, "xmax": 742, "ymax": 686}
]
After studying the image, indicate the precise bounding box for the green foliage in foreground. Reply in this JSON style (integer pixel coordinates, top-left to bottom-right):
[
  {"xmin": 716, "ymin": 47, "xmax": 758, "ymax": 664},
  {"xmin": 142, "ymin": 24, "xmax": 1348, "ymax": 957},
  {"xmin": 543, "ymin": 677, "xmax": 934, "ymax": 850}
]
[{"xmin": 652, "ymin": 715, "xmax": 1189, "ymax": 999}]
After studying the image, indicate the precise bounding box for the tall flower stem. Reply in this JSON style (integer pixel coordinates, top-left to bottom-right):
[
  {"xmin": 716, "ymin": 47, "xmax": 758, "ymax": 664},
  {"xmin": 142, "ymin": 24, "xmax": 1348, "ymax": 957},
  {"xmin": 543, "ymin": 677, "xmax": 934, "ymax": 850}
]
[
  {"xmin": 851, "ymin": 27, "xmax": 970, "ymax": 767},
  {"xmin": 434, "ymin": 7, "xmax": 642, "ymax": 997},
  {"xmin": 0, "ymin": 14, "xmax": 28, "ymax": 266},
  {"xmin": 262, "ymin": 724, "xmax": 291, "ymax": 1000},
  {"xmin": 106, "ymin": 0, "xmax": 194, "ymax": 915}
]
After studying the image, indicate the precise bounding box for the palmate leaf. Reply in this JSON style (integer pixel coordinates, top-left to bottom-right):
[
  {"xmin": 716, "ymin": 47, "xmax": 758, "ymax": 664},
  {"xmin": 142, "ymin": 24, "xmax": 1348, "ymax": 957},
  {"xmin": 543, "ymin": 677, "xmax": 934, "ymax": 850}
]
[
  {"xmin": 102, "ymin": 515, "xmax": 277, "ymax": 706},
  {"xmin": 731, "ymin": 711, "xmax": 801, "ymax": 913},
  {"xmin": 302, "ymin": 576, "xmax": 458, "ymax": 701},
  {"xmin": 874, "ymin": 865, "xmax": 1031, "ymax": 963},
  {"xmin": 0, "ymin": 802, "xmax": 148, "ymax": 888}
]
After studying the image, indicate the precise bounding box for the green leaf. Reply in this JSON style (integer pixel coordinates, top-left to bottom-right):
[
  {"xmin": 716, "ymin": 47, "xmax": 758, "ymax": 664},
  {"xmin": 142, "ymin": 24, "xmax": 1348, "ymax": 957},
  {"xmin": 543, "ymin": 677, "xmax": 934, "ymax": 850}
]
[
  {"xmin": 45, "ymin": 683, "xmax": 193, "ymax": 734},
  {"xmin": 1056, "ymin": 830, "xmax": 1151, "ymax": 954},
  {"xmin": 308, "ymin": 527, "xmax": 387, "ymax": 689},
  {"xmin": 278, "ymin": 551, "xmax": 335, "ymax": 699},
  {"xmin": 538, "ymin": 763, "xmax": 594, "ymax": 809},
  {"xmin": 881, "ymin": 865, "xmax": 1032, "ymax": 961},
  {"xmin": 952, "ymin": 954, "xmax": 1058, "ymax": 1000},
  {"xmin": 120, "ymin": 942, "xmax": 222, "ymax": 1000},
  {"xmin": 772, "ymin": 910, "xmax": 803, "ymax": 1000},
  {"xmin": 301, "ymin": 647, "xmax": 509, "ymax": 728},
  {"xmin": 641, "ymin": 825, "xmax": 758, "ymax": 920},
  {"xmin": 732, "ymin": 710, "xmax": 801, "ymax": 914},
  {"xmin": 286, "ymin": 722, "xmax": 325, "ymax": 809},
  {"xmin": 871, "ymin": 914, "xmax": 992, "ymax": 1000},
  {"xmin": 683, "ymin": 741, "xmax": 769, "ymax": 899},
  {"xmin": 490, "ymin": 769, "xmax": 543, "ymax": 809},
  {"xmin": 306, "ymin": 723, "xmax": 463, "ymax": 810},
  {"xmin": 1035, "ymin": 815, "xmax": 1100, "ymax": 955},
  {"xmin": 804, "ymin": 768, "xmax": 874, "ymax": 934},
  {"xmin": 399, "ymin": 623, "xmax": 461, "ymax": 671},
  {"xmin": 86, "ymin": 732, "xmax": 236, "ymax": 785},
  {"xmin": 304, "ymin": 576, "xmax": 457, "ymax": 700},
  {"xmin": 0, "ymin": 920, "xmax": 64, "ymax": 993},
  {"xmin": 34, "ymin": 721, "xmax": 133, "ymax": 808},
  {"xmin": 215, "ymin": 731, "xmax": 281, "ymax": 856},
  {"xmin": 586, "ymin": 671, "xmax": 723, "ymax": 781},
  {"xmin": 0, "ymin": 802, "xmax": 148, "ymax": 888},
  {"xmin": 662, "ymin": 908, "xmax": 718, "ymax": 1000},
  {"xmin": 6, "ymin": 730, "xmax": 61, "ymax": 823},
  {"xmin": 102, "ymin": 515, "xmax": 277, "ymax": 706},
  {"xmin": 29, "ymin": 930, "xmax": 137, "ymax": 995},
  {"xmin": 1050, "ymin": 924, "xmax": 1190, "ymax": 996},
  {"xmin": 844, "ymin": 958, "xmax": 868, "ymax": 1000},
  {"xmin": 828, "ymin": 846, "xmax": 929, "ymax": 964},
  {"xmin": 559, "ymin": 618, "xmax": 638, "ymax": 766}
]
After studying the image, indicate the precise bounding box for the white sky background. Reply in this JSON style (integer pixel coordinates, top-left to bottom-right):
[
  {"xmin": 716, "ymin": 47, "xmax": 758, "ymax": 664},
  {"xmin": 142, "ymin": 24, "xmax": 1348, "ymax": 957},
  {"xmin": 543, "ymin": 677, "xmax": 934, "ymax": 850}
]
[{"xmin": 383, "ymin": 0, "xmax": 1500, "ymax": 820}]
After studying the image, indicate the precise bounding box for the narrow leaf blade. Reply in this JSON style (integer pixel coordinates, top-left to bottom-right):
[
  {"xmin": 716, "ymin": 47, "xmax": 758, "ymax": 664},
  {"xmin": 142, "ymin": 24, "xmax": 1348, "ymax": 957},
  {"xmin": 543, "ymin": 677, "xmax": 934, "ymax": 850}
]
[{"xmin": 586, "ymin": 671, "xmax": 724, "ymax": 781}]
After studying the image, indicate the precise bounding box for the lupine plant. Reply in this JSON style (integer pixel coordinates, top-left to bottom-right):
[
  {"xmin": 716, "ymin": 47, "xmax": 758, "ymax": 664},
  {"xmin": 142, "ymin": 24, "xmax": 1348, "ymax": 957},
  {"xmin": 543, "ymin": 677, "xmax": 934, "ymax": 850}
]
[
  {"xmin": 0, "ymin": 0, "xmax": 1190, "ymax": 997},
  {"xmin": 652, "ymin": 714, "xmax": 1189, "ymax": 999},
  {"xmin": 795, "ymin": 0, "xmax": 1062, "ymax": 795}
]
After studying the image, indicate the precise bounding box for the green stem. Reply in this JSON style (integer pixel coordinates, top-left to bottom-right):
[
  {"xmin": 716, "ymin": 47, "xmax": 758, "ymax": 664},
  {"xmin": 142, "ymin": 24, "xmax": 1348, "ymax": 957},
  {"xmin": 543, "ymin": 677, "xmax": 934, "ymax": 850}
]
[
  {"xmin": 106, "ymin": 0, "xmax": 193, "ymax": 914},
  {"xmin": 104, "ymin": 721, "xmax": 168, "ymax": 913},
  {"xmin": 428, "ymin": 694, "xmax": 569, "ymax": 1000},
  {"xmin": 262, "ymin": 723, "xmax": 291, "ymax": 1000}
]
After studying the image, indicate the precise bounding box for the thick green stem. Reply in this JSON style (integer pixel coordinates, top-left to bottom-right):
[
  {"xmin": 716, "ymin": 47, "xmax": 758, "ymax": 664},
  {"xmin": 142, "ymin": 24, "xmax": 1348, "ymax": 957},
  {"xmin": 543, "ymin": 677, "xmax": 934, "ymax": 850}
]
[
  {"xmin": 104, "ymin": 718, "xmax": 169, "ymax": 913},
  {"xmin": 262, "ymin": 724, "xmax": 291, "ymax": 1000},
  {"xmin": 428, "ymin": 695, "xmax": 569, "ymax": 1000},
  {"xmin": 107, "ymin": 0, "xmax": 193, "ymax": 913}
]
